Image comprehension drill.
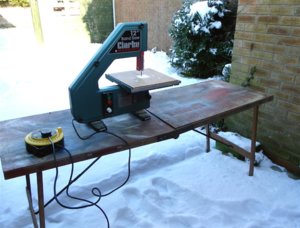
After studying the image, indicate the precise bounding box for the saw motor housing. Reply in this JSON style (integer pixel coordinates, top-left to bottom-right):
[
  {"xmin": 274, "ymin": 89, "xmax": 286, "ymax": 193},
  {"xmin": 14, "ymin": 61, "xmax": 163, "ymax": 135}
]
[{"xmin": 100, "ymin": 85, "xmax": 151, "ymax": 119}]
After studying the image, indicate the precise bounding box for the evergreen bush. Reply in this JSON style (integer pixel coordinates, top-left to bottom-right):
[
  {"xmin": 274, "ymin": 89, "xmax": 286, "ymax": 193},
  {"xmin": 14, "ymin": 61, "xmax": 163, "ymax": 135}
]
[
  {"xmin": 0, "ymin": 0, "xmax": 8, "ymax": 7},
  {"xmin": 169, "ymin": 0, "xmax": 237, "ymax": 78},
  {"xmin": 1, "ymin": 0, "xmax": 30, "ymax": 7},
  {"xmin": 81, "ymin": 0, "xmax": 113, "ymax": 43}
]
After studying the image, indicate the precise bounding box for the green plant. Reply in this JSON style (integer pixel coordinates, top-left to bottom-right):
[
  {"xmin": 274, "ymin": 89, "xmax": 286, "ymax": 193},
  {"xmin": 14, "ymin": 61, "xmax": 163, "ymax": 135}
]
[
  {"xmin": 6, "ymin": 0, "xmax": 29, "ymax": 7},
  {"xmin": 0, "ymin": 0, "xmax": 8, "ymax": 6},
  {"xmin": 81, "ymin": 0, "xmax": 113, "ymax": 43},
  {"xmin": 241, "ymin": 66, "xmax": 256, "ymax": 87},
  {"xmin": 169, "ymin": 0, "xmax": 237, "ymax": 78}
]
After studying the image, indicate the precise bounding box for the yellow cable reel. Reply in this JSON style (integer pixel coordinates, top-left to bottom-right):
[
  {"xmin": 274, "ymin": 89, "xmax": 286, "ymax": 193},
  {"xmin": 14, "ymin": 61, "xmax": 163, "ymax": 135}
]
[{"xmin": 25, "ymin": 127, "xmax": 64, "ymax": 157}]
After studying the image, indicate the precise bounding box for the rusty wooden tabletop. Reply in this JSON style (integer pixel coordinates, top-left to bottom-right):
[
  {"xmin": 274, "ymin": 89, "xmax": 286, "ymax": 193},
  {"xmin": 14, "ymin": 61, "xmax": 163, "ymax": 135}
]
[
  {"xmin": 148, "ymin": 80, "xmax": 273, "ymax": 131},
  {"xmin": 0, "ymin": 80, "xmax": 273, "ymax": 180}
]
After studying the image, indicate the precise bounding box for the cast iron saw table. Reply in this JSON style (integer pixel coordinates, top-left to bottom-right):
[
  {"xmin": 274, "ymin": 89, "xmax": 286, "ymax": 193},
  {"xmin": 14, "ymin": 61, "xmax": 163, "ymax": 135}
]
[{"xmin": 0, "ymin": 80, "xmax": 273, "ymax": 227}]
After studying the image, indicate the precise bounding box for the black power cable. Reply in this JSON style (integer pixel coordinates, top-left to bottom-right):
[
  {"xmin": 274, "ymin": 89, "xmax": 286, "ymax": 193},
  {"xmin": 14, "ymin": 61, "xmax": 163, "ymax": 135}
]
[
  {"xmin": 48, "ymin": 138, "xmax": 110, "ymax": 228},
  {"xmin": 71, "ymin": 119, "xmax": 100, "ymax": 140},
  {"xmin": 36, "ymin": 156, "xmax": 102, "ymax": 212},
  {"xmin": 71, "ymin": 119, "xmax": 132, "ymax": 197},
  {"xmin": 39, "ymin": 120, "xmax": 132, "ymax": 228},
  {"xmin": 100, "ymin": 131, "xmax": 131, "ymax": 197}
]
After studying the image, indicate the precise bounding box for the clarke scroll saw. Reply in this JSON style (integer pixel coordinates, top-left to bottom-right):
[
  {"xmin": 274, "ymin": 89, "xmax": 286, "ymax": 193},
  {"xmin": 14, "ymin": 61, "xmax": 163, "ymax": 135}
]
[{"xmin": 69, "ymin": 22, "xmax": 180, "ymax": 129}]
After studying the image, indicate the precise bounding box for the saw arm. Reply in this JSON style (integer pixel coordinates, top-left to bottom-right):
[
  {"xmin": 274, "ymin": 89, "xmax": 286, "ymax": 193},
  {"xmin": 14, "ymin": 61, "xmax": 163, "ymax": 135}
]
[{"xmin": 69, "ymin": 22, "xmax": 148, "ymax": 123}]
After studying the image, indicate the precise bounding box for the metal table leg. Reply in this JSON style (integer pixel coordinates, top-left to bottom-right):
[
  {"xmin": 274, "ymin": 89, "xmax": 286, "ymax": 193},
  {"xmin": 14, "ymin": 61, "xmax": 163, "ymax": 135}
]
[
  {"xmin": 206, "ymin": 124, "xmax": 210, "ymax": 152},
  {"xmin": 249, "ymin": 106, "xmax": 259, "ymax": 176},
  {"xmin": 26, "ymin": 174, "xmax": 38, "ymax": 228},
  {"xmin": 37, "ymin": 172, "xmax": 46, "ymax": 228}
]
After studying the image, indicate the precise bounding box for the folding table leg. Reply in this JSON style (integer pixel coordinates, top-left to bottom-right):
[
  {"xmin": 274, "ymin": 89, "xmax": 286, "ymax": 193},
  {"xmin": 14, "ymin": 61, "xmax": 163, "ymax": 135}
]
[
  {"xmin": 37, "ymin": 172, "xmax": 46, "ymax": 228},
  {"xmin": 26, "ymin": 174, "xmax": 38, "ymax": 228},
  {"xmin": 249, "ymin": 106, "xmax": 259, "ymax": 176},
  {"xmin": 206, "ymin": 124, "xmax": 210, "ymax": 152},
  {"xmin": 26, "ymin": 174, "xmax": 31, "ymax": 193}
]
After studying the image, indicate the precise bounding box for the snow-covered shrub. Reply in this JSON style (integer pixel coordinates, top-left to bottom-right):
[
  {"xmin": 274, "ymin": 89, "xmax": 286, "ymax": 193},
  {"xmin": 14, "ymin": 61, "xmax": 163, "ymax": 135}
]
[{"xmin": 169, "ymin": 0, "xmax": 237, "ymax": 78}]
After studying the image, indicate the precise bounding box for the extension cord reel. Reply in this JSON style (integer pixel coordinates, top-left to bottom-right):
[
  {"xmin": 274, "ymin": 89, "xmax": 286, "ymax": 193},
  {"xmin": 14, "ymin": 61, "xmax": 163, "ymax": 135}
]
[{"xmin": 25, "ymin": 127, "xmax": 64, "ymax": 157}]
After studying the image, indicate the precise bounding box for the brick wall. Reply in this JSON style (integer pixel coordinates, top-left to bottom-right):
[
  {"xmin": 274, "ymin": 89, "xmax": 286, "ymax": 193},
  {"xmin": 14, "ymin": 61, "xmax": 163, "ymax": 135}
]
[
  {"xmin": 114, "ymin": 0, "xmax": 182, "ymax": 51},
  {"xmin": 228, "ymin": 0, "xmax": 300, "ymax": 174}
]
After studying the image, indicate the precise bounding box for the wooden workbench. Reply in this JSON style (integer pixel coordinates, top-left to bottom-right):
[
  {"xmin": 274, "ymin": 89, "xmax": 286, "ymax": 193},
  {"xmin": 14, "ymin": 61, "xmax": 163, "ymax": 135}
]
[{"xmin": 0, "ymin": 80, "xmax": 273, "ymax": 227}]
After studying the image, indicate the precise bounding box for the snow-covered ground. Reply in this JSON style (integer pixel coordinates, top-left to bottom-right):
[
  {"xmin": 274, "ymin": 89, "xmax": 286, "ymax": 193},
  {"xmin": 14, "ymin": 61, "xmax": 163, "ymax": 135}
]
[{"xmin": 1, "ymin": 7, "xmax": 300, "ymax": 228}]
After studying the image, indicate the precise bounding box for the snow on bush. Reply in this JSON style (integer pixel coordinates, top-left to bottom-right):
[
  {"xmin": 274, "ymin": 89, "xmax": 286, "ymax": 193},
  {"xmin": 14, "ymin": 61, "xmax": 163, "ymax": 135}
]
[{"xmin": 169, "ymin": 0, "xmax": 236, "ymax": 78}]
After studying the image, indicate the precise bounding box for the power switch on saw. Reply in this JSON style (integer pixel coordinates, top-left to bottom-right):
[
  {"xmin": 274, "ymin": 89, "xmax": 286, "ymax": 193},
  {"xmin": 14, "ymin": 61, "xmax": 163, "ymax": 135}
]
[{"xmin": 103, "ymin": 93, "xmax": 113, "ymax": 114}]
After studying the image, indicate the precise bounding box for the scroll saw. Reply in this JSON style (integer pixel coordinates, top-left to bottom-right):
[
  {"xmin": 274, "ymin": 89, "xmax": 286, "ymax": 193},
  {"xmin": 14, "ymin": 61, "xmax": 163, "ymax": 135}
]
[{"xmin": 69, "ymin": 22, "xmax": 180, "ymax": 129}]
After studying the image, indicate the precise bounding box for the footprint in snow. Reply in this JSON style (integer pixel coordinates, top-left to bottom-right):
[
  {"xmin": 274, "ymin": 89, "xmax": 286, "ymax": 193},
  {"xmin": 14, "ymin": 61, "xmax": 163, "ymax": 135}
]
[
  {"xmin": 164, "ymin": 214, "xmax": 200, "ymax": 228},
  {"xmin": 119, "ymin": 180, "xmax": 205, "ymax": 227},
  {"xmin": 114, "ymin": 207, "xmax": 138, "ymax": 228},
  {"xmin": 121, "ymin": 187, "xmax": 163, "ymax": 220},
  {"xmin": 121, "ymin": 187, "xmax": 141, "ymax": 207},
  {"xmin": 151, "ymin": 176, "xmax": 187, "ymax": 195},
  {"xmin": 144, "ymin": 188, "xmax": 175, "ymax": 210}
]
